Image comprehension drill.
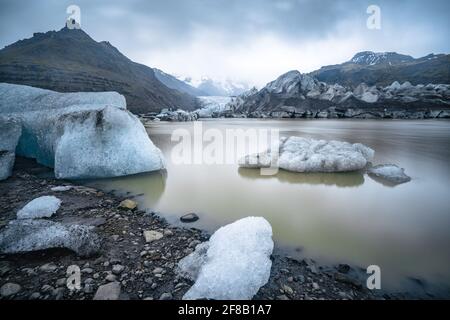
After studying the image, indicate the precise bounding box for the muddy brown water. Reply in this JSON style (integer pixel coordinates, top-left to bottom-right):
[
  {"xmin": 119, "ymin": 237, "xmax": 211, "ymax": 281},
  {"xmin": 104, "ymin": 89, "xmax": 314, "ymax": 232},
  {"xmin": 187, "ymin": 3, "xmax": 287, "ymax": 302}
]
[{"xmin": 86, "ymin": 119, "xmax": 450, "ymax": 297}]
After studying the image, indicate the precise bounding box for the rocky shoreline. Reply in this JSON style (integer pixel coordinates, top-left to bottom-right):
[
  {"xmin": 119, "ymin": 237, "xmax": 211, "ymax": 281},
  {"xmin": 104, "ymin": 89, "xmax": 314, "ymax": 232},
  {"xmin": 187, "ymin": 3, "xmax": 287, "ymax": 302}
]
[
  {"xmin": 139, "ymin": 107, "xmax": 450, "ymax": 123},
  {"xmin": 0, "ymin": 158, "xmax": 391, "ymax": 300}
]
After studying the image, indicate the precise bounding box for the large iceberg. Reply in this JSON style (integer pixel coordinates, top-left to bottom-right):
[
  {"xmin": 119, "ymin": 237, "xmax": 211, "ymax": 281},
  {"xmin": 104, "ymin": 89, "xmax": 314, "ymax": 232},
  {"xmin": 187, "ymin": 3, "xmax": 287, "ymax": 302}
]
[
  {"xmin": 0, "ymin": 83, "xmax": 165, "ymax": 179},
  {"xmin": 240, "ymin": 137, "xmax": 374, "ymax": 173},
  {"xmin": 178, "ymin": 217, "xmax": 274, "ymax": 300},
  {"xmin": 0, "ymin": 117, "xmax": 22, "ymax": 180}
]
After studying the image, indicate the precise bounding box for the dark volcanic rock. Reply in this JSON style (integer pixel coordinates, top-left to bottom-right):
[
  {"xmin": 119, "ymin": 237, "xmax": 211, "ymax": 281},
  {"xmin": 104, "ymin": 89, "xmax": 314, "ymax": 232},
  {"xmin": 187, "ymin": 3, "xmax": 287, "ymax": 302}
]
[
  {"xmin": 230, "ymin": 69, "xmax": 450, "ymax": 117},
  {"xmin": 180, "ymin": 213, "xmax": 200, "ymax": 223}
]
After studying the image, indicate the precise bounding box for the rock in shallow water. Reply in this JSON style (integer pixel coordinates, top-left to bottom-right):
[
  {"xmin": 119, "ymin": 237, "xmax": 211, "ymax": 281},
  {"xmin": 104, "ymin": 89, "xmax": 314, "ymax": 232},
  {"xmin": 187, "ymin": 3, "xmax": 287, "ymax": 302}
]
[
  {"xmin": 17, "ymin": 196, "xmax": 62, "ymax": 220},
  {"xmin": 368, "ymin": 164, "xmax": 411, "ymax": 185},
  {"xmin": 180, "ymin": 213, "xmax": 199, "ymax": 223},
  {"xmin": 178, "ymin": 216, "xmax": 273, "ymax": 300},
  {"xmin": 0, "ymin": 219, "xmax": 101, "ymax": 257}
]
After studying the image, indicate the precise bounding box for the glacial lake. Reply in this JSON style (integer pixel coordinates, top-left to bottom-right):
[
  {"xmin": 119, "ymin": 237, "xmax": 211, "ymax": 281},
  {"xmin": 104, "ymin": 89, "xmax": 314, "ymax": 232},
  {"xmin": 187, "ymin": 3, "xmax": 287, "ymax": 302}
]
[{"xmin": 86, "ymin": 119, "xmax": 450, "ymax": 297}]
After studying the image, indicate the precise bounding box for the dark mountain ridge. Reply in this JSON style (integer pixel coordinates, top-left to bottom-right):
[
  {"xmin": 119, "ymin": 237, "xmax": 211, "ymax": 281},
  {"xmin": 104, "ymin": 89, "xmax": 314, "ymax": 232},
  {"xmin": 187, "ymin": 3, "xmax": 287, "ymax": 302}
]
[
  {"xmin": 310, "ymin": 51, "xmax": 450, "ymax": 88},
  {"xmin": 0, "ymin": 27, "xmax": 199, "ymax": 114}
]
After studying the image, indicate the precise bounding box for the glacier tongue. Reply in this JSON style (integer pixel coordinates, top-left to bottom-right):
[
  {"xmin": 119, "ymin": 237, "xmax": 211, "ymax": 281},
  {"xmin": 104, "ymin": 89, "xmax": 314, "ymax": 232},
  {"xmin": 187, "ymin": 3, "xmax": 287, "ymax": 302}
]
[
  {"xmin": 0, "ymin": 83, "xmax": 165, "ymax": 179},
  {"xmin": 179, "ymin": 217, "xmax": 274, "ymax": 300}
]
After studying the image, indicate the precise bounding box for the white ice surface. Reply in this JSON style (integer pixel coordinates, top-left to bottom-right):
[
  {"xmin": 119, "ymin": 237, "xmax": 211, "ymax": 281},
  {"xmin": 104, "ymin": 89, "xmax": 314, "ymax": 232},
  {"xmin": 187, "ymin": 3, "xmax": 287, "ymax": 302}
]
[
  {"xmin": 0, "ymin": 83, "xmax": 165, "ymax": 179},
  {"xmin": 368, "ymin": 164, "xmax": 411, "ymax": 184},
  {"xmin": 279, "ymin": 137, "xmax": 374, "ymax": 172},
  {"xmin": 17, "ymin": 196, "xmax": 62, "ymax": 220},
  {"xmin": 0, "ymin": 117, "xmax": 22, "ymax": 180},
  {"xmin": 179, "ymin": 217, "xmax": 274, "ymax": 300}
]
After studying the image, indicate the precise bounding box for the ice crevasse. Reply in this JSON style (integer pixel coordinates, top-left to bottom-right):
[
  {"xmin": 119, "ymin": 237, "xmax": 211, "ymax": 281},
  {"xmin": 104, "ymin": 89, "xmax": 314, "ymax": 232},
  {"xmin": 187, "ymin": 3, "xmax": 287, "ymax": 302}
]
[{"xmin": 0, "ymin": 83, "xmax": 165, "ymax": 179}]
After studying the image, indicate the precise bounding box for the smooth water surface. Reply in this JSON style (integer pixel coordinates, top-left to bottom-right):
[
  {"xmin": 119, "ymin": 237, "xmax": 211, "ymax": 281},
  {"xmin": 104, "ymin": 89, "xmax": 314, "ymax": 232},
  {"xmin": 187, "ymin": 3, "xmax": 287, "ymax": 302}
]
[{"xmin": 87, "ymin": 119, "xmax": 450, "ymax": 297}]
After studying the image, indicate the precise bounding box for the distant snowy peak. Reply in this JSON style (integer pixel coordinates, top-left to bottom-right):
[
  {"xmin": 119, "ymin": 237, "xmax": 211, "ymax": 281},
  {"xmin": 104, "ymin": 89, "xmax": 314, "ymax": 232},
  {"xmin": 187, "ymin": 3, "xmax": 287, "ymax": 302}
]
[
  {"xmin": 350, "ymin": 51, "xmax": 414, "ymax": 66},
  {"xmin": 183, "ymin": 77, "xmax": 251, "ymax": 97}
]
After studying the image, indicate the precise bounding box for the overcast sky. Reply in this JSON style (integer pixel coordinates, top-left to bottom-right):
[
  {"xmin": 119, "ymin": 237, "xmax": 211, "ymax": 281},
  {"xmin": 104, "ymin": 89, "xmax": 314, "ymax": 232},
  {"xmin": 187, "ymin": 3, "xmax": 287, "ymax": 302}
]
[{"xmin": 0, "ymin": 0, "xmax": 449, "ymax": 87}]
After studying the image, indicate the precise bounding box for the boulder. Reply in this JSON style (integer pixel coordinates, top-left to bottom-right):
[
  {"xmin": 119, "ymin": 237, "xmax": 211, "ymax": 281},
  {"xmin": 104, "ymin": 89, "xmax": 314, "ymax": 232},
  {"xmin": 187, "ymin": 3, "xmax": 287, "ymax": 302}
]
[{"xmin": 0, "ymin": 219, "xmax": 101, "ymax": 257}]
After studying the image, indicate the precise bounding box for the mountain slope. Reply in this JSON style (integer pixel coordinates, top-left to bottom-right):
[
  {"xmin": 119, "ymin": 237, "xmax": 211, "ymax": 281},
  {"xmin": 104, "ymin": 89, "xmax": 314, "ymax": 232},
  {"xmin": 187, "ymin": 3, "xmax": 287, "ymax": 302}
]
[
  {"xmin": 153, "ymin": 68, "xmax": 207, "ymax": 96},
  {"xmin": 231, "ymin": 70, "xmax": 450, "ymax": 117},
  {"xmin": 310, "ymin": 51, "xmax": 450, "ymax": 88},
  {"xmin": 0, "ymin": 27, "xmax": 199, "ymax": 113}
]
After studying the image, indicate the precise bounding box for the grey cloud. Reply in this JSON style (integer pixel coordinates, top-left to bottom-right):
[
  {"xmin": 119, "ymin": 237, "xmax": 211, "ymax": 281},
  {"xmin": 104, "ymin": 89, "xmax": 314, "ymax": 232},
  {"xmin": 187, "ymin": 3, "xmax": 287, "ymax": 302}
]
[{"xmin": 0, "ymin": 0, "xmax": 449, "ymax": 84}]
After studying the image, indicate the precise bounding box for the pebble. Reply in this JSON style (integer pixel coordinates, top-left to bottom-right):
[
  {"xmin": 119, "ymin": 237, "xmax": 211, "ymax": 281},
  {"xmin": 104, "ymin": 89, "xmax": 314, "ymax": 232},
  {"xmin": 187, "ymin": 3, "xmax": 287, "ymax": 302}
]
[
  {"xmin": 0, "ymin": 262, "xmax": 11, "ymax": 277},
  {"xmin": 189, "ymin": 240, "xmax": 201, "ymax": 248},
  {"xmin": 29, "ymin": 292, "xmax": 41, "ymax": 300},
  {"xmin": 180, "ymin": 213, "xmax": 199, "ymax": 223},
  {"xmin": 163, "ymin": 229, "xmax": 174, "ymax": 236},
  {"xmin": 84, "ymin": 284, "xmax": 94, "ymax": 294},
  {"xmin": 39, "ymin": 263, "xmax": 58, "ymax": 272},
  {"xmin": 105, "ymin": 274, "xmax": 117, "ymax": 282},
  {"xmin": 143, "ymin": 230, "xmax": 163, "ymax": 243},
  {"xmin": 152, "ymin": 267, "xmax": 164, "ymax": 274},
  {"xmin": 41, "ymin": 284, "xmax": 55, "ymax": 294},
  {"xmin": 159, "ymin": 292, "xmax": 173, "ymax": 300},
  {"xmin": 1, "ymin": 283, "xmax": 21, "ymax": 297},
  {"xmin": 282, "ymin": 284, "xmax": 294, "ymax": 295},
  {"xmin": 56, "ymin": 278, "xmax": 67, "ymax": 287},
  {"xmin": 93, "ymin": 282, "xmax": 121, "ymax": 300},
  {"xmin": 82, "ymin": 268, "xmax": 93, "ymax": 274},
  {"xmin": 54, "ymin": 287, "xmax": 65, "ymax": 300},
  {"xmin": 118, "ymin": 199, "xmax": 137, "ymax": 211},
  {"xmin": 112, "ymin": 264, "xmax": 125, "ymax": 275}
]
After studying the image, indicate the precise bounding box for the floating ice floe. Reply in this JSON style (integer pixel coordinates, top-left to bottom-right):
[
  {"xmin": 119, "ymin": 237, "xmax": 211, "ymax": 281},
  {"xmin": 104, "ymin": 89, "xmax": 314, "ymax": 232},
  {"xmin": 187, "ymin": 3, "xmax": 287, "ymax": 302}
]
[
  {"xmin": 17, "ymin": 196, "xmax": 62, "ymax": 220},
  {"xmin": 178, "ymin": 217, "xmax": 273, "ymax": 300},
  {"xmin": 0, "ymin": 83, "xmax": 165, "ymax": 179},
  {"xmin": 0, "ymin": 219, "xmax": 101, "ymax": 257},
  {"xmin": 368, "ymin": 164, "xmax": 411, "ymax": 185},
  {"xmin": 239, "ymin": 137, "xmax": 374, "ymax": 173},
  {"xmin": 0, "ymin": 117, "xmax": 22, "ymax": 180}
]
